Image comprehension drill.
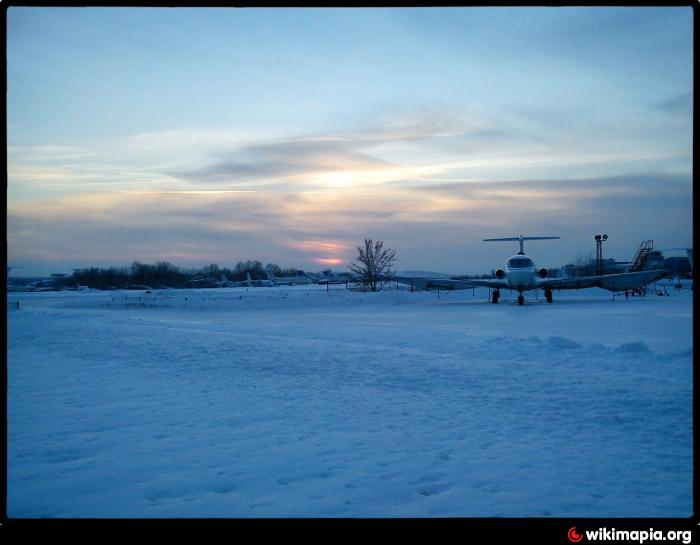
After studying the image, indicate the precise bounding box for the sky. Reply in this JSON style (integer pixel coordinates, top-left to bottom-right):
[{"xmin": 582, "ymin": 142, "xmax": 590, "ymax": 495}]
[{"xmin": 6, "ymin": 7, "xmax": 693, "ymax": 276}]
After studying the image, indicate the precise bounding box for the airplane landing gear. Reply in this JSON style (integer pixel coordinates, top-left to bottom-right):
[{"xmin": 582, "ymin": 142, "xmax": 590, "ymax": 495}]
[
  {"xmin": 491, "ymin": 289, "xmax": 500, "ymax": 304},
  {"xmin": 544, "ymin": 288, "xmax": 553, "ymax": 303},
  {"xmin": 517, "ymin": 294, "xmax": 525, "ymax": 306}
]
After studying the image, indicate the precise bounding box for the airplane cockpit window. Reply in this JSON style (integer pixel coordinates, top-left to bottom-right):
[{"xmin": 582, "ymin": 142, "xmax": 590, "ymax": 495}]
[{"xmin": 507, "ymin": 257, "xmax": 534, "ymax": 268}]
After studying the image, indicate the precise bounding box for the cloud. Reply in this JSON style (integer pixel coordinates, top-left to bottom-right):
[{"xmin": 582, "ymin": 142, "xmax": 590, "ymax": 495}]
[
  {"xmin": 178, "ymin": 138, "xmax": 393, "ymax": 184},
  {"xmin": 7, "ymin": 145, "xmax": 103, "ymax": 163},
  {"xmin": 7, "ymin": 103, "xmax": 692, "ymax": 276},
  {"xmin": 166, "ymin": 107, "xmax": 689, "ymax": 193},
  {"xmin": 653, "ymin": 91, "xmax": 692, "ymax": 115},
  {"xmin": 9, "ymin": 101, "xmax": 689, "ymax": 205},
  {"xmin": 7, "ymin": 173, "xmax": 691, "ymax": 277},
  {"xmin": 10, "ymin": 106, "xmax": 495, "ymax": 198},
  {"xmin": 160, "ymin": 105, "xmax": 520, "ymax": 190},
  {"xmin": 341, "ymin": 105, "xmax": 501, "ymax": 143}
]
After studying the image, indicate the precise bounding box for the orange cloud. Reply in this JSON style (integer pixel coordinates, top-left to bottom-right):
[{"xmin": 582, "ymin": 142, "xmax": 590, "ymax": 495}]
[
  {"xmin": 313, "ymin": 257, "xmax": 345, "ymax": 266},
  {"xmin": 291, "ymin": 239, "xmax": 348, "ymax": 253}
]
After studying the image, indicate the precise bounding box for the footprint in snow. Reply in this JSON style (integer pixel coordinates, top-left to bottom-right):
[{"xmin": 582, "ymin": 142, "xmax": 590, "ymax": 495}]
[
  {"xmin": 547, "ymin": 336, "xmax": 581, "ymax": 349},
  {"xmin": 213, "ymin": 484, "xmax": 237, "ymax": 494},
  {"xmin": 614, "ymin": 341, "xmax": 650, "ymax": 354},
  {"xmin": 417, "ymin": 483, "xmax": 451, "ymax": 497}
]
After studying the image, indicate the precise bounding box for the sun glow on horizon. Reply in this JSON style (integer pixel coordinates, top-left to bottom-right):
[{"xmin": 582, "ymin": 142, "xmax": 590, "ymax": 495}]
[{"xmin": 313, "ymin": 257, "xmax": 345, "ymax": 267}]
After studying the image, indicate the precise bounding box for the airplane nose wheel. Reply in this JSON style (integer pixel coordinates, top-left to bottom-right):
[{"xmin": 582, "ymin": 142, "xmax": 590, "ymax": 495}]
[{"xmin": 517, "ymin": 294, "xmax": 524, "ymax": 306}]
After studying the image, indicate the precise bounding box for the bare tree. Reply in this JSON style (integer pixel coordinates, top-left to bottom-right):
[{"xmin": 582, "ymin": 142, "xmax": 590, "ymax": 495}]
[
  {"xmin": 571, "ymin": 251, "xmax": 595, "ymax": 277},
  {"xmin": 349, "ymin": 238, "xmax": 397, "ymax": 292},
  {"xmin": 265, "ymin": 263, "xmax": 282, "ymax": 277}
]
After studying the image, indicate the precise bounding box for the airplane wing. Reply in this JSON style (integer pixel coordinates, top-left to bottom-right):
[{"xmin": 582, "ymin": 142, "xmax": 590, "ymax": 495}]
[
  {"xmin": 391, "ymin": 276, "xmax": 508, "ymax": 291},
  {"xmin": 539, "ymin": 269, "xmax": 667, "ymax": 292},
  {"xmin": 462, "ymin": 278, "xmax": 511, "ymax": 289}
]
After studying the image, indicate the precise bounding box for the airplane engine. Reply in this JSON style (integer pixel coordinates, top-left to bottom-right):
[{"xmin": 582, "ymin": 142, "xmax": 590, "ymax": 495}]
[
  {"xmin": 538, "ymin": 268, "xmax": 548, "ymax": 278},
  {"xmin": 495, "ymin": 269, "xmax": 506, "ymax": 279}
]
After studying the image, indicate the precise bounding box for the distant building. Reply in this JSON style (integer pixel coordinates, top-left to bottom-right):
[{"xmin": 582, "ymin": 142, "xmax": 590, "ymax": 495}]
[
  {"xmin": 663, "ymin": 256, "xmax": 692, "ymax": 277},
  {"xmin": 562, "ymin": 251, "xmax": 691, "ymax": 279},
  {"xmin": 562, "ymin": 258, "xmax": 630, "ymax": 277}
]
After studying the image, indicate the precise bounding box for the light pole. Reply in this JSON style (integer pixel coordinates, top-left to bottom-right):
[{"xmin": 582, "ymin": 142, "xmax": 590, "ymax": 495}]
[{"xmin": 595, "ymin": 234, "xmax": 608, "ymax": 275}]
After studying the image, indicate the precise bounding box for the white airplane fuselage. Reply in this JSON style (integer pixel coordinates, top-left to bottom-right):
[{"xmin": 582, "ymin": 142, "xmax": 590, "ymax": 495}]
[{"xmin": 503, "ymin": 254, "xmax": 539, "ymax": 291}]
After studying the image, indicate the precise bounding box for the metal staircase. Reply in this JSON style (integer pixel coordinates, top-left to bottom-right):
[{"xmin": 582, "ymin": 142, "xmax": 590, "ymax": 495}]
[{"xmin": 628, "ymin": 240, "xmax": 654, "ymax": 272}]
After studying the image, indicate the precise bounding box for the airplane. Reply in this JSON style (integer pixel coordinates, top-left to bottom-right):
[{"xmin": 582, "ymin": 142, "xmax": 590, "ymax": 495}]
[
  {"xmin": 248, "ymin": 273, "xmax": 275, "ymax": 287},
  {"xmin": 215, "ymin": 272, "xmax": 274, "ymax": 288},
  {"xmin": 264, "ymin": 270, "xmax": 313, "ymax": 286},
  {"xmin": 392, "ymin": 235, "xmax": 668, "ymax": 306},
  {"xmin": 315, "ymin": 270, "xmax": 360, "ymax": 285}
]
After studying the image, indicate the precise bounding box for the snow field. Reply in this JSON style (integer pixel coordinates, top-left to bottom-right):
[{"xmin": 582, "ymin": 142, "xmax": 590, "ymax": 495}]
[{"xmin": 7, "ymin": 284, "xmax": 693, "ymax": 517}]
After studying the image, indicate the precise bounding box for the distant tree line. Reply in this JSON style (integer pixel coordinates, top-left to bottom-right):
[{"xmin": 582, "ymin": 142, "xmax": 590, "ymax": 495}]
[{"xmin": 64, "ymin": 260, "xmax": 304, "ymax": 290}]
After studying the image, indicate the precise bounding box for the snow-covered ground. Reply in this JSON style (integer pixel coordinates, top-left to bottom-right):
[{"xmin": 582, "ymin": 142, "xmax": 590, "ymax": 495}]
[{"xmin": 7, "ymin": 283, "xmax": 693, "ymax": 518}]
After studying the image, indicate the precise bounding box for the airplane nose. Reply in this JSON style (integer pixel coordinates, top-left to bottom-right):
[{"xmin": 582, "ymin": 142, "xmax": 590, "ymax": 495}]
[{"xmin": 508, "ymin": 270, "xmax": 535, "ymax": 289}]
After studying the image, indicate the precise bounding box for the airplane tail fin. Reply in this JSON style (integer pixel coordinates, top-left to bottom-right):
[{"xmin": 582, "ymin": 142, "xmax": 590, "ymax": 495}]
[{"xmin": 484, "ymin": 235, "xmax": 560, "ymax": 254}]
